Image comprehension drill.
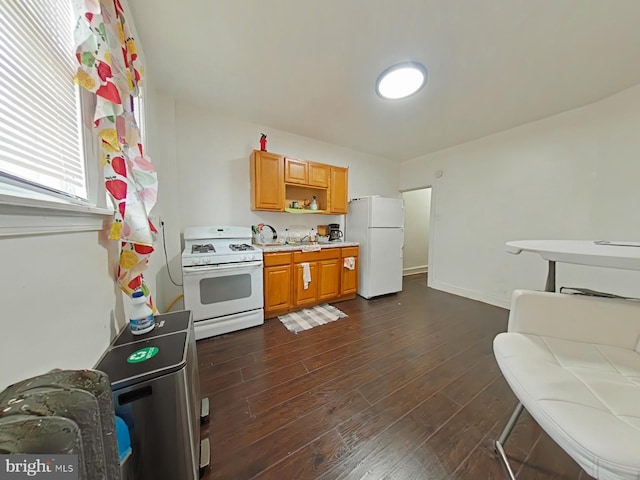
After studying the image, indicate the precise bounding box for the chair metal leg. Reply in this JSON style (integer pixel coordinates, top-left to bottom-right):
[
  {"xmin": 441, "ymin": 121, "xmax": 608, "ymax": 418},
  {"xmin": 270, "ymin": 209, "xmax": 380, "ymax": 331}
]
[
  {"xmin": 495, "ymin": 402, "xmax": 524, "ymax": 480},
  {"xmin": 495, "ymin": 439, "xmax": 517, "ymax": 480},
  {"xmin": 545, "ymin": 261, "xmax": 556, "ymax": 292},
  {"xmin": 498, "ymin": 402, "xmax": 524, "ymax": 444}
]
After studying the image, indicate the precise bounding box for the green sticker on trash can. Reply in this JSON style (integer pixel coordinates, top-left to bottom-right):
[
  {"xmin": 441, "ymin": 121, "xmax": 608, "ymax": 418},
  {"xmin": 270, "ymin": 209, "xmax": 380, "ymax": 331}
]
[{"xmin": 127, "ymin": 346, "xmax": 159, "ymax": 363}]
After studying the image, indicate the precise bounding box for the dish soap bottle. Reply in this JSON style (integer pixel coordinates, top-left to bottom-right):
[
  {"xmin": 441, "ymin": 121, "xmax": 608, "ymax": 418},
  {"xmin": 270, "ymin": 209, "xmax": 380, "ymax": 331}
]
[
  {"xmin": 129, "ymin": 290, "xmax": 155, "ymax": 335},
  {"xmin": 310, "ymin": 196, "xmax": 318, "ymax": 211}
]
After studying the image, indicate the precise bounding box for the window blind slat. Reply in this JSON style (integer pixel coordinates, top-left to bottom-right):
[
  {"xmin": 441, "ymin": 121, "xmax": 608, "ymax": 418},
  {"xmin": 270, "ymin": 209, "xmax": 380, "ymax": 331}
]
[
  {"xmin": 0, "ymin": 84, "xmax": 79, "ymax": 140},
  {"xmin": 0, "ymin": 56, "xmax": 78, "ymax": 116},
  {"xmin": 6, "ymin": 0, "xmax": 77, "ymax": 68},
  {"xmin": 0, "ymin": 25, "xmax": 79, "ymax": 113},
  {"xmin": 0, "ymin": 95, "xmax": 84, "ymax": 163},
  {"xmin": 0, "ymin": 4, "xmax": 78, "ymax": 95},
  {"xmin": 0, "ymin": 27, "xmax": 77, "ymax": 95},
  {"xmin": 0, "ymin": 155, "xmax": 84, "ymax": 185},
  {"xmin": 0, "ymin": 123, "xmax": 84, "ymax": 171},
  {"xmin": 0, "ymin": 149, "xmax": 84, "ymax": 185},
  {"xmin": 0, "ymin": 151, "xmax": 85, "ymax": 191},
  {"xmin": 0, "ymin": 86, "xmax": 80, "ymax": 143},
  {"xmin": 0, "ymin": 0, "xmax": 87, "ymax": 199},
  {"xmin": 0, "ymin": 108, "xmax": 83, "ymax": 160}
]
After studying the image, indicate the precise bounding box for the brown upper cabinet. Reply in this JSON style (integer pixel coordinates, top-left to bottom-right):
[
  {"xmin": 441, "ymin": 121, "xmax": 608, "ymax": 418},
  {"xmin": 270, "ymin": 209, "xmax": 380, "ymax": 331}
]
[
  {"xmin": 284, "ymin": 157, "xmax": 308, "ymax": 185},
  {"xmin": 250, "ymin": 150, "xmax": 284, "ymax": 211},
  {"xmin": 308, "ymin": 162, "xmax": 329, "ymax": 188},
  {"xmin": 285, "ymin": 158, "xmax": 330, "ymax": 188},
  {"xmin": 251, "ymin": 150, "xmax": 348, "ymax": 214},
  {"xmin": 330, "ymin": 166, "xmax": 348, "ymax": 214}
]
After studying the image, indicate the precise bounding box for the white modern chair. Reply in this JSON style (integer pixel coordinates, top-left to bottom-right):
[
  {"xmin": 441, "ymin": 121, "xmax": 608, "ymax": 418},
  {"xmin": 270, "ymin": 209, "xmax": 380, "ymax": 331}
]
[{"xmin": 493, "ymin": 289, "xmax": 640, "ymax": 480}]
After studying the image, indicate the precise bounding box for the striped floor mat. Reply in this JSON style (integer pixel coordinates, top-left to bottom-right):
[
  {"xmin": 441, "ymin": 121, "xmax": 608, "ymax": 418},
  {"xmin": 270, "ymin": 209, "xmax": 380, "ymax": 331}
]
[{"xmin": 278, "ymin": 304, "xmax": 348, "ymax": 334}]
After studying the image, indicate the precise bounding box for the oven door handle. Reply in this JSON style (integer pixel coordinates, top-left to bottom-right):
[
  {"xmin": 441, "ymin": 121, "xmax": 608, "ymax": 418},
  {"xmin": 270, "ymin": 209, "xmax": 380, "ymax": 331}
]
[{"xmin": 182, "ymin": 260, "xmax": 264, "ymax": 274}]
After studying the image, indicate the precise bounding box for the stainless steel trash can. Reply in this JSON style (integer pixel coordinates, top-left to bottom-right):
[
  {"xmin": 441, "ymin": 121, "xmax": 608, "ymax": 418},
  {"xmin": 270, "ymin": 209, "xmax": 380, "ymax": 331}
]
[{"xmin": 96, "ymin": 310, "xmax": 207, "ymax": 480}]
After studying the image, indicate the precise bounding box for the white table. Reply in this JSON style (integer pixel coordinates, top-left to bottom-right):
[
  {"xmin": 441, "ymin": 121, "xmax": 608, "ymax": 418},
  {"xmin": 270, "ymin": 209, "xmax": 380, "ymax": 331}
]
[{"xmin": 506, "ymin": 240, "xmax": 640, "ymax": 291}]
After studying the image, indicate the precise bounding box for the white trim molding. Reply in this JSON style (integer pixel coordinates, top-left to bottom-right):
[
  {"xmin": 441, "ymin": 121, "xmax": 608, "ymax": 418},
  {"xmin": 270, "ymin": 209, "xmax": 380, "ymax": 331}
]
[
  {"xmin": 0, "ymin": 194, "xmax": 113, "ymax": 237},
  {"xmin": 403, "ymin": 265, "xmax": 428, "ymax": 276},
  {"xmin": 428, "ymin": 280, "xmax": 510, "ymax": 310}
]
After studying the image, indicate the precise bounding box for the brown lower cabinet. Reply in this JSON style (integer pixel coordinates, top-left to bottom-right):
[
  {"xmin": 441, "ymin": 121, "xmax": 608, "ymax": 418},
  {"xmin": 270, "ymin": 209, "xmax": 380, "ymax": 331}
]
[
  {"xmin": 340, "ymin": 246, "xmax": 359, "ymax": 295},
  {"xmin": 294, "ymin": 262, "xmax": 318, "ymax": 307},
  {"xmin": 263, "ymin": 246, "xmax": 359, "ymax": 319}
]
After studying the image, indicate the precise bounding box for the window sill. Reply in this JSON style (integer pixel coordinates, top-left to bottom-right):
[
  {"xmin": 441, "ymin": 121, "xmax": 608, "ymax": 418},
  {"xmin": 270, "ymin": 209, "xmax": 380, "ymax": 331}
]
[{"xmin": 0, "ymin": 193, "xmax": 114, "ymax": 237}]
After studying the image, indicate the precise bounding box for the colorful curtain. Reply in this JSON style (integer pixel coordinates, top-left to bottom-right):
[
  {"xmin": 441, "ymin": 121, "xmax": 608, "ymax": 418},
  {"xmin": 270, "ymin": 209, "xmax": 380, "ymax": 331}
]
[{"xmin": 73, "ymin": 0, "xmax": 158, "ymax": 306}]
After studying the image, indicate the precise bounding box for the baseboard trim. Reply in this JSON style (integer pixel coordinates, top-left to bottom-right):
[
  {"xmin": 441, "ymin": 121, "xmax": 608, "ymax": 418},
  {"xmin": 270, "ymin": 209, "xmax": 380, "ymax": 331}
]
[
  {"xmin": 428, "ymin": 280, "xmax": 510, "ymax": 309},
  {"xmin": 403, "ymin": 265, "xmax": 428, "ymax": 276}
]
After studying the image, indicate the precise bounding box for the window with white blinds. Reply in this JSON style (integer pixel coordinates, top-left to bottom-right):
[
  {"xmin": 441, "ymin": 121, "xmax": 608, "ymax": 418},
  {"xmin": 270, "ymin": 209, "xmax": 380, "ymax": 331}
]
[{"xmin": 0, "ymin": 0, "xmax": 87, "ymax": 200}]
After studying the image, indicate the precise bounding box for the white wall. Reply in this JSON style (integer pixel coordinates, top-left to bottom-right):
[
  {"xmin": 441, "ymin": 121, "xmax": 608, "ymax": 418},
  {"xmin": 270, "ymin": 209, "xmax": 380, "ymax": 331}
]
[
  {"xmin": 143, "ymin": 86, "xmax": 182, "ymax": 314},
  {"xmin": 400, "ymin": 83, "xmax": 640, "ymax": 308},
  {"xmin": 173, "ymin": 100, "xmax": 399, "ymax": 233},
  {"xmin": 0, "ymin": 230, "xmax": 122, "ymax": 388},
  {"xmin": 402, "ymin": 188, "xmax": 431, "ymax": 275}
]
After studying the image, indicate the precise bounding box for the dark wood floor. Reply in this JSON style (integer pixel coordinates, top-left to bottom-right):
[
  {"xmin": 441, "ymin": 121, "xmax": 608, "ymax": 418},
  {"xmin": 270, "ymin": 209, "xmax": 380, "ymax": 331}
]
[{"xmin": 197, "ymin": 274, "xmax": 593, "ymax": 479}]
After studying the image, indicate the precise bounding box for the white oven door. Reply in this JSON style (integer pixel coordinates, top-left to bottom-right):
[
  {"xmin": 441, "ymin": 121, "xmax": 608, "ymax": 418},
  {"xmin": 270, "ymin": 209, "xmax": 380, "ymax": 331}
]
[{"xmin": 182, "ymin": 261, "xmax": 264, "ymax": 321}]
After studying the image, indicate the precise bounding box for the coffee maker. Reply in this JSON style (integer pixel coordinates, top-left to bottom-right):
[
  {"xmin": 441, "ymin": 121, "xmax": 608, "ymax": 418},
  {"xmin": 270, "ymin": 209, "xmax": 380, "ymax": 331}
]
[{"xmin": 328, "ymin": 223, "xmax": 343, "ymax": 241}]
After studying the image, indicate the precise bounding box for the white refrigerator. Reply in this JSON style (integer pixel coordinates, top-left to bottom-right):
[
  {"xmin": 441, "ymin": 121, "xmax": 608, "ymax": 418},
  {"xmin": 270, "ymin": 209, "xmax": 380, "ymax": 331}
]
[{"xmin": 346, "ymin": 196, "xmax": 404, "ymax": 299}]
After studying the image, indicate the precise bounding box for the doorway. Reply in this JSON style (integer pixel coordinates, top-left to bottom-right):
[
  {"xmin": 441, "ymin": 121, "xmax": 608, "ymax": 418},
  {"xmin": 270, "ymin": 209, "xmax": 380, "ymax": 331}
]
[{"xmin": 401, "ymin": 187, "xmax": 432, "ymax": 276}]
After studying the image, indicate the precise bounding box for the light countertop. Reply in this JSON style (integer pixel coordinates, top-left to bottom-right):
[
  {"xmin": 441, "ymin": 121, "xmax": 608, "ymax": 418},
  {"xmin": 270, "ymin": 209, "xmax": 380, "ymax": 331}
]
[{"xmin": 257, "ymin": 241, "xmax": 359, "ymax": 253}]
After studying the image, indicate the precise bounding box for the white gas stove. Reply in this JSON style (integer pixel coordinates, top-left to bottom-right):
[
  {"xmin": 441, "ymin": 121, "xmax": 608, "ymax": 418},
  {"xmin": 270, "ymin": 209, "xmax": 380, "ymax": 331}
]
[
  {"xmin": 181, "ymin": 226, "xmax": 264, "ymax": 340},
  {"xmin": 182, "ymin": 226, "xmax": 263, "ymax": 267}
]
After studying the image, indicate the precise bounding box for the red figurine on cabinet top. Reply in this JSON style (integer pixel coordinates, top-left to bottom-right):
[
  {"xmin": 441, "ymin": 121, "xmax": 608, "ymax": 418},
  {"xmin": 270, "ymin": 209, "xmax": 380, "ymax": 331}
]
[{"xmin": 260, "ymin": 133, "xmax": 267, "ymax": 151}]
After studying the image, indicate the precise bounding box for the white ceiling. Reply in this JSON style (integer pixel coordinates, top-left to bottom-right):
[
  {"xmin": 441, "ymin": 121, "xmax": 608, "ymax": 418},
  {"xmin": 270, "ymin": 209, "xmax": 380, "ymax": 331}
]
[{"xmin": 128, "ymin": 0, "xmax": 640, "ymax": 162}]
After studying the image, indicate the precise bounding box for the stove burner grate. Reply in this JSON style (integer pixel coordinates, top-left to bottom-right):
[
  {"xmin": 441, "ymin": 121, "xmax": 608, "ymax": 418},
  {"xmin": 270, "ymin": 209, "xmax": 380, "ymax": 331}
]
[
  {"xmin": 229, "ymin": 243, "xmax": 255, "ymax": 252},
  {"xmin": 192, "ymin": 244, "xmax": 215, "ymax": 254}
]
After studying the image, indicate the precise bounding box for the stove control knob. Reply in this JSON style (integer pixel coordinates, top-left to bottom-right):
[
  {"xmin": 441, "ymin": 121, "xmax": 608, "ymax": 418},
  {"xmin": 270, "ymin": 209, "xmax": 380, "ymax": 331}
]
[{"xmin": 240, "ymin": 254, "xmax": 247, "ymax": 261}]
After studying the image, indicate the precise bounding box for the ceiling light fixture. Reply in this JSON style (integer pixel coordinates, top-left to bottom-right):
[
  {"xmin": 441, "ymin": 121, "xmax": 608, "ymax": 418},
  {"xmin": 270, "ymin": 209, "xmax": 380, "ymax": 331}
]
[{"xmin": 375, "ymin": 61, "xmax": 428, "ymax": 100}]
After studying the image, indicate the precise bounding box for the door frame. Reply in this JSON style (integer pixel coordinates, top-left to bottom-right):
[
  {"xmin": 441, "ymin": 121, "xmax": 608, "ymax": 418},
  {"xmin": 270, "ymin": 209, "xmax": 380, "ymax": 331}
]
[{"xmin": 400, "ymin": 185, "xmax": 435, "ymax": 286}]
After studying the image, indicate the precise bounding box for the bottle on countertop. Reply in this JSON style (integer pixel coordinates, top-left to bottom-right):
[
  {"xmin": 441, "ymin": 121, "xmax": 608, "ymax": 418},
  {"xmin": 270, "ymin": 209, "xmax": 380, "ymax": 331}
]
[
  {"xmin": 129, "ymin": 290, "xmax": 155, "ymax": 335},
  {"xmin": 310, "ymin": 228, "xmax": 316, "ymax": 243}
]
